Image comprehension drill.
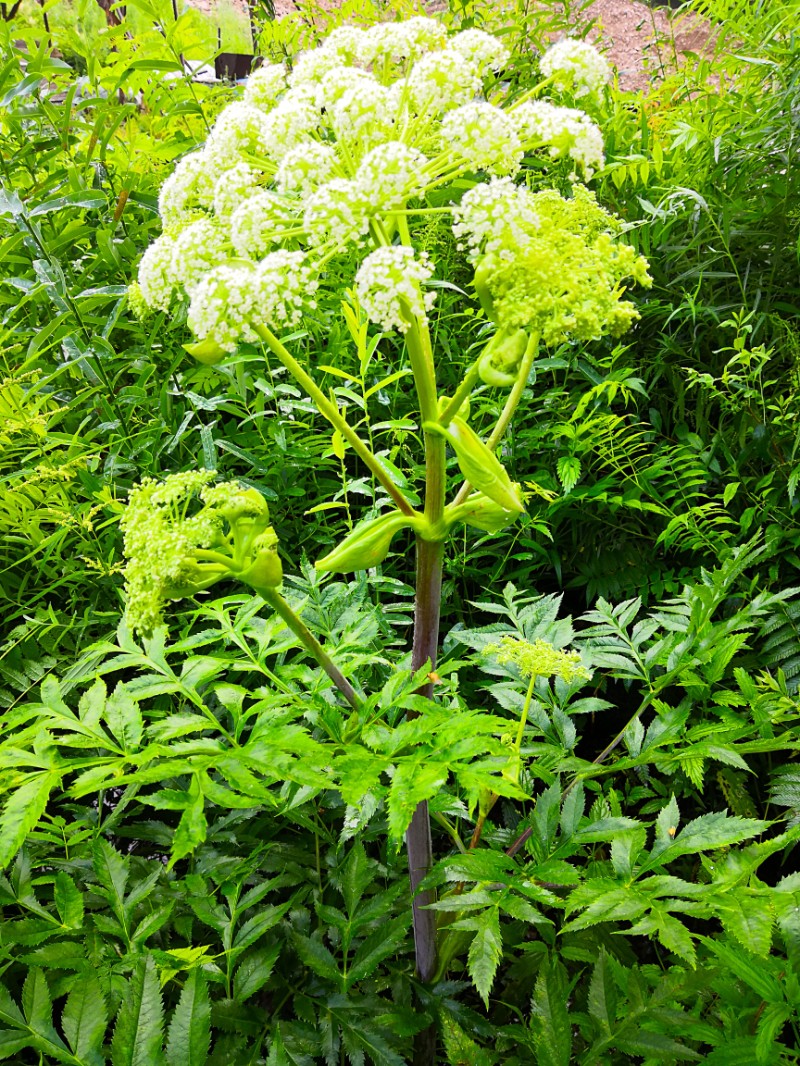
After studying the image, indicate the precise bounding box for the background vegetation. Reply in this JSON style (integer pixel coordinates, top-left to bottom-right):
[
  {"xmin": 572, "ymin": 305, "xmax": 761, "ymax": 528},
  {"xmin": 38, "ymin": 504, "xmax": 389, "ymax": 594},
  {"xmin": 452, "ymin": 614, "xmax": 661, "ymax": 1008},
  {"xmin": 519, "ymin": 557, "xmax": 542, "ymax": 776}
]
[{"xmin": 1, "ymin": 0, "xmax": 800, "ymax": 1061}]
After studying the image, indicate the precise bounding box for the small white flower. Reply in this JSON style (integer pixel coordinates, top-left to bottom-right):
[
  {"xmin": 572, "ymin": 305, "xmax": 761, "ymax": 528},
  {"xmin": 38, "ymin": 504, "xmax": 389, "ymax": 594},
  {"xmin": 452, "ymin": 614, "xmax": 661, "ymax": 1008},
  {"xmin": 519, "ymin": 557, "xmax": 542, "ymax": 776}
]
[
  {"xmin": 449, "ymin": 29, "xmax": 509, "ymax": 76},
  {"xmin": 355, "ymin": 245, "xmax": 436, "ymax": 333},
  {"xmin": 406, "ymin": 49, "xmax": 482, "ymax": 114},
  {"xmin": 314, "ymin": 65, "xmax": 377, "ymax": 111},
  {"xmin": 243, "ymin": 62, "xmax": 287, "ymax": 112},
  {"xmin": 540, "ymin": 38, "xmax": 611, "ymax": 100},
  {"xmin": 451, "ymin": 177, "xmax": 540, "ymax": 260},
  {"xmin": 290, "ymin": 47, "xmax": 344, "ymax": 88},
  {"xmin": 365, "ymin": 17, "xmax": 447, "ymax": 63},
  {"xmin": 325, "ymin": 25, "xmax": 371, "ymax": 65},
  {"xmin": 213, "ymin": 163, "xmax": 259, "ymax": 217},
  {"xmin": 440, "ymin": 103, "xmax": 522, "ymax": 176},
  {"xmin": 188, "ymin": 264, "xmax": 261, "ymax": 351},
  {"xmin": 275, "ymin": 142, "xmax": 339, "ymax": 196},
  {"xmin": 513, "ymin": 101, "xmax": 605, "ymax": 178},
  {"xmin": 158, "ymin": 152, "xmax": 215, "ymax": 228},
  {"xmin": 206, "ymin": 103, "xmax": 273, "ymax": 167},
  {"xmin": 256, "ymin": 250, "xmax": 318, "ymax": 326},
  {"xmin": 263, "ymin": 89, "xmax": 321, "ymax": 161},
  {"xmin": 171, "ymin": 218, "xmax": 227, "ymax": 292},
  {"xmin": 231, "ymin": 191, "xmax": 299, "ymax": 258},
  {"xmin": 138, "ymin": 234, "xmax": 177, "ymax": 310},
  {"xmin": 330, "ymin": 82, "xmax": 395, "ymax": 146},
  {"xmin": 355, "ymin": 141, "xmax": 427, "ymax": 209},
  {"xmin": 303, "ymin": 178, "xmax": 370, "ymax": 248}
]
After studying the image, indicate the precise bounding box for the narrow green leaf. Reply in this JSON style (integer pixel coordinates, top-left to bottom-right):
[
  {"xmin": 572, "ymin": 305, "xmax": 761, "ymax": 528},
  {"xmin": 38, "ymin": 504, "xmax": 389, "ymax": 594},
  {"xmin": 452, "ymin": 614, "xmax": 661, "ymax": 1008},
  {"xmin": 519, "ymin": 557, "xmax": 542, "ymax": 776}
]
[
  {"xmin": 530, "ymin": 958, "xmax": 571, "ymax": 1066},
  {"xmin": 292, "ymin": 933, "xmax": 341, "ymax": 985},
  {"xmin": 105, "ymin": 685, "xmax": 143, "ymax": 753},
  {"xmin": 62, "ymin": 974, "xmax": 107, "ymax": 1059},
  {"xmin": 587, "ymin": 950, "xmax": 616, "ymax": 1034},
  {"xmin": 0, "ymin": 771, "xmax": 60, "ymax": 868},
  {"xmin": 441, "ymin": 1014, "xmax": 493, "ymax": 1066},
  {"xmin": 54, "ymin": 872, "xmax": 84, "ymax": 929},
  {"xmin": 233, "ymin": 943, "xmax": 281, "ymax": 1003},
  {"xmin": 165, "ymin": 969, "xmax": 210, "ymax": 1066},
  {"xmin": 111, "ymin": 956, "xmax": 164, "ymax": 1066},
  {"xmin": 21, "ymin": 968, "xmax": 52, "ymax": 1033},
  {"xmin": 92, "ymin": 839, "xmax": 129, "ymax": 906},
  {"xmin": 467, "ymin": 906, "xmax": 502, "ymax": 1008}
]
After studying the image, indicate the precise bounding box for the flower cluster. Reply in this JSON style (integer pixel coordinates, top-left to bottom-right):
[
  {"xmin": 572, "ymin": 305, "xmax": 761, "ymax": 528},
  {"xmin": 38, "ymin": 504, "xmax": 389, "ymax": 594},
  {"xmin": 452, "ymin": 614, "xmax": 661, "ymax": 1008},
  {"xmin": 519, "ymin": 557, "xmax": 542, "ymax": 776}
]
[
  {"xmin": 121, "ymin": 474, "xmax": 281, "ymax": 634},
  {"xmin": 456, "ymin": 181, "xmax": 651, "ymax": 345},
  {"xmin": 540, "ymin": 38, "xmax": 611, "ymax": 100},
  {"xmin": 355, "ymin": 246, "xmax": 435, "ymax": 332},
  {"xmin": 491, "ymin": 636, "xmax": 590, "ymax": 683},
  {"xmin": 513, "ymin": 101, "xmax": 604, "ymax": 178},
  {"xmin": 134, "ymin": 17, "xmax": 636, "ymax": 351}
]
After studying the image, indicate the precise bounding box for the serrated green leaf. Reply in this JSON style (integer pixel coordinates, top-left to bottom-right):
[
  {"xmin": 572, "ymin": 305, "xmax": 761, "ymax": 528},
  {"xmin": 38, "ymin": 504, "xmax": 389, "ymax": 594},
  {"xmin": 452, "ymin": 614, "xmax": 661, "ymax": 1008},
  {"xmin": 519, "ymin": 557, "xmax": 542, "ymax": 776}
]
[
  {"xmin": 54, "ymin": 872, "xmax": 84, "ymax": 929},
  {"xmin": 440, "ymin": 1013, "xmax": 492, "ymax": 1066},
  {"xmin": 703, "ymin": 938, "xmax": 783, "ymax": 1002},
  {"xmin": 105, "ymin": 685, "xmax": 143, "ymax": 753},
  {"xmin": 22, "ymin": 968, "xmax": 52, "ymax": 1033},
  {"xmin": 387, "ymin": 761, "xmax": 448, "ymax": 844},
  {"xmin": 530, "ymin": 958, "xmax": 571, "ymax": 1066},
  {"xmin": 111, "ymin": 955, "xmax": 164, "ymax": 1066},
  {"xmin": 587, "ymin": 949, "xmax": 616, "ymax": 1034},
  {"xmin": 293, "ymin": 933, "xmax": 341, "ymax": 985},
  {"xmin": 0, "ymin": 770, "xmax": 60, "ymax": 868},
  {"xmin": 165, "ymin": 969, "xmax": 210, "ymax": 1066},
  {"xmin": 92, "ymin": 839, "xmax": 129, "ymax": 907},
  {"xmin": 346, "ymin": 916, "xmax": 407, "ymax": 989},
  {"xmin": 168, "ymin": 782, "xmax": 206, "ymax": 868},
  {"xmin": 233, "ymin": 943, "xmax": 281, "ymax": 1003},
  {"xmin": 340, "ymin": 843, "xmax": 373, "ymax": 916},
  {"xmin": 616, "ymin": 1029, "xmax": 702, "ymax": 1060},
  {"xmin": 715, "ymin": 891, "xmax": 774, "ymax": 957},
  {"xmin": 467, "ymin": 906, "xmax": 502, "ymax": 1008},
  {"xmin": 62, "ymin": 974, "xmax": 107, "ymax": 1059},
  {"xmin": 640, "ymin": 812, "xmax": 770, "ymax": 873}
]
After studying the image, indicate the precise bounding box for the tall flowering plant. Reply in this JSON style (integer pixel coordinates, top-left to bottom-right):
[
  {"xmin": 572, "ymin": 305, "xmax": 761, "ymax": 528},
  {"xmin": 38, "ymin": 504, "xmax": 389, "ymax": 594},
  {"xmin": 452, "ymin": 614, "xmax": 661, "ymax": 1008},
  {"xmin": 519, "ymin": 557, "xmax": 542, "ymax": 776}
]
[{"xmin": 126, "ymin": 18, "xmax": 650, "ymax": 1003}]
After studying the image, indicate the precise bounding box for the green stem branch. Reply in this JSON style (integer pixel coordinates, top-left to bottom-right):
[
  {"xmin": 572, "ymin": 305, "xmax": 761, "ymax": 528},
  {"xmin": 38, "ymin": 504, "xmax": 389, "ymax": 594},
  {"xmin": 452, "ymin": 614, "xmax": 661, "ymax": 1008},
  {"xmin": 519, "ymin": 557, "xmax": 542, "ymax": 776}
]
[
  {"xmin": 254, "ymin": 323, "xmax": 415, "ymax": 517},
  {"xmin": 258, "ymin": 586, "xmax": 361, "ymax": 711}
]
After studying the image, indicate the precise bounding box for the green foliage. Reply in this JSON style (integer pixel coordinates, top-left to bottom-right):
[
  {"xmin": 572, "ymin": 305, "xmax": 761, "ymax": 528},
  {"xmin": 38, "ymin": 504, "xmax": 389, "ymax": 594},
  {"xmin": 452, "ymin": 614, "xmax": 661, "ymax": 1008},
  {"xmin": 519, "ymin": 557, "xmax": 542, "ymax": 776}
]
[{"xmin": 4, "ymin": 0, "xmax": 800, "ymax": 1060}]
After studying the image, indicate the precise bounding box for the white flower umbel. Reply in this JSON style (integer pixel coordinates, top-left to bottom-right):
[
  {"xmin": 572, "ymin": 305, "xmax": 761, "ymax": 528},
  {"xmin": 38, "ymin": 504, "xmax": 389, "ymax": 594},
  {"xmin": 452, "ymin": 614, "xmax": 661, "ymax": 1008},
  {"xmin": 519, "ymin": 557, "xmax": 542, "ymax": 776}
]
[
  {"xmin": 213, "ymin": 163, "xmax": 259, "ymax": 217},
  {"xmin": 440, "ymin": 103, "xmax": 522, "ymax": 176},
  {"xmin": 325, "ymin": 25, "xmax": 370, "ymax": 65},
  {"xmin": 330, "ymin": 82, "xmax": 395, "ymax": 147},
  {"xmin": 540, "ymin": 39, "xmax": 611, "ymax": 100},
  {"xmin": 304, "ymin": 178, "xmax": 370, "ymax": 248},
  {"xmin": 244, "ymin": 62, "xmax": 287, "ymax": 112},
  {"xmin": 449, "ymin": 29, "xmax": 509, "ymax": 77},
  {"xmin": 355, "ymin": 246, "xmax": 436, "ymax": 333},
  {"xmin": 257, "ymin": 250, "xmax": 318, "ymax": 327},
  {"xmin": 314, "ymin": 65, "xmax": 376, "ymax": 111},
  {"xmin": 138, "ymin": 234, "xmax": 177, "ymax": 311},
  {"xmin": 187, "ymin": 264, "xmax": 261, "ymax": 351},
  {"xmin": 158, "ymin": 152, "xmax": 215, "ymax": 228},
  {"xmin": 406, "ymin": 50, "xmax": 482, "ymax": 114},
  {"xmin": 231, "ymin": 191, "xmax": 299, "ymax": 258},
  {"xmin": 513, "ymin": 101, "xmax": 604, "ymax": 178},
  {"xmin": 276, "ymin": 142, "xmax": 339, "ymax": 196},
  {"xmin": 290, "ymin": 47, "xmax": 344, "ymax": 88},
  {"xmin": 365, "ymin": 17, "xmax": 448, "ymax": 64},
  {"xmin": 452, "ymin": 177, "xmax": 540, "ymax": 260},
  {"xmin": 263, "ymin": 90, "xmax": 321, "ymax": 161},
  {"xmin": 206, "ymin": 103, "xmax": 273, "ymax": 168},
  {"xmin": 355, "ymin": 142, "xmax": 427, "ymax": 210},
  {"xmin": 171, "ymin": 218, "xmax": 227, "ymax": 292}
]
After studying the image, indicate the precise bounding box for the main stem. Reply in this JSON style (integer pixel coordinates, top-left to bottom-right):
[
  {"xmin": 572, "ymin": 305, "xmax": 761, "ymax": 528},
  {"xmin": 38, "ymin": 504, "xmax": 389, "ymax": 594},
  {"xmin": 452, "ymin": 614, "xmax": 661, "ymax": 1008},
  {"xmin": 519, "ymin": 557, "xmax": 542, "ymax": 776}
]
[{"xmin": 405, "ymin": 314, "xmax": 445, "ymax": 1001}]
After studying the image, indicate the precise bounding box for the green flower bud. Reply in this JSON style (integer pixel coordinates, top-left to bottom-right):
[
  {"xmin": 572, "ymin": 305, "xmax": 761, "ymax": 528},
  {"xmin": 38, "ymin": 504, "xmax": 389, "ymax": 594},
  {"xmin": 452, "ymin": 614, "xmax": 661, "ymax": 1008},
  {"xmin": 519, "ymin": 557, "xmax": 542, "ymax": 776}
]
[
  {"xmin": 315, "ymin": 511, "xmax": 417, "ymax": 573},
  {"xmin": 425, "ymin": 416, "xmax": 525, "ymax": 515},
  {"xmin": 478, "ymin": 328, "xmax": 529, "ymax": 387},
  {"xmin": 445, "ymin": 491, "xmax": 520, "ymax": 533},
  {"xmin": 183, "ymin": 337, "xmax": 228, "ymax": 365},
  {"xmin": 474, "ymin": 253, "xmax": 500, "ymax": 322},
  {"xmin": 240, "ymin": 529, "xmax": 283, "ymax": 591}
]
